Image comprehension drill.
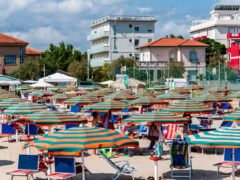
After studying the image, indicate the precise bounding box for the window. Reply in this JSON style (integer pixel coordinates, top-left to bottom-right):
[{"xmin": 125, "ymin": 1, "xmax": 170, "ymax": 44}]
[
  {"xmin": 148, "ymin": 39, "xmax": 152, "ymax": 43},
  {"xmin": 20, "ymin": 46, "xmax": 25, "ymax": 64},
  {"xmin": 134, "ymin": 39, "xmax": 139, "ymax": 46},
  {"xmin": 129, "ymin": 24, "xmax": 132, "ymax": 28},
  {"xmin": 169, "ymin": 49, "xmax": 177, "ymax": 62},
  {"xmin": 129, "ymin": 39, "xmax": 132, "ymax": 43},
  {"xmin": 4, "ymin": 55, "xmax": 16, "ymax": 65},
  {"xmin": 135, "ymin": 53, "xmax": 140, "ymax": 60},
  {"xmin": 129, "ymin": 54, "xmax": 132, "ymax": 57},
  {"xmin": 135, "ymin": 26, "xmax": 139, "ymax": 32},
  {"xmin": 148, "ymin": 25, "xmax": 153, "ymax": 32},
  {"xmin": 189, "ymin": 50, "xmax": 198, "ymax": 62}
]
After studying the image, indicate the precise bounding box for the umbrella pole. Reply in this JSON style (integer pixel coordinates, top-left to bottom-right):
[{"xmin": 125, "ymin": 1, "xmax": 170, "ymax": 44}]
[
  {"xmin": 82, "ymin": 151, "xmax": 86, "ymax": 180},
  {"xmin": 232, "ymin": 149, "xmax": 235, "ymax": 180}
]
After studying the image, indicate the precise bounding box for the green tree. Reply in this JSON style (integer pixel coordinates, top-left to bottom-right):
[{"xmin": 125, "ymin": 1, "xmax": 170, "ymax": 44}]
[
  {"xmin": 165, "ymin": 34, "xmax": 184, "ymax": 39},
  {"xmin": 164, "ymin": 61, "xmax": 186, "ymax": 78},
  {"xmin": 112, "ymin": 55, "xmax": 136, "ymax": 74},
  {"xmin": 67, "ymin": 58, "xmax": 88, "ymax": 81}
]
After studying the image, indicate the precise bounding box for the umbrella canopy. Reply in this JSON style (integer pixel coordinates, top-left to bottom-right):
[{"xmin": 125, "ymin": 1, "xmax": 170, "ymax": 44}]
[
  {"xmin": 15, "ymin": 85, "xmax": 31, "ymax": 90},
  {"xmin": 14, "ymin": 111, "xmax": 87, "ymax": 126},
  {"xmin": 157, "ymin": 93, "xmax": 187, "ymax": 100},
  {"xmin": 171, "ymin": 87, "xmax": 191, "ymax": 94},
  {"xmin": 65, "ymin": 96, "xmax": 100, "ymax": 106},
  {"xmin": 3, "ymin": 102, "xmax": 48, "ymax": 115},
  {"xmin": 235, "ymin": 107, "xmax": 240, "ymax": 113},
  {"xmin": 87, "ymin": 89, "xmax": 111, "ymax": 98},
  {"xmin": 227, "ymin": 92, "xmax": 240, "ymax": 99},
  {"xmin": 27, "ymin": 126, "xmax": 139, "ymax": 156},
  {"xmin": 185, "ymin": 85, "xmax": 204, "ymax": 90},
  {"xmin": 123, "ymin": 111, "xmax": 189, "ymax": 124},
  {"xmin": 0, "ymin": 93, "xmax": 19, "ymax": 100},
  {"xmin": 223, "ymin": 113, "xmax": 240, "ymax": 122},
  {"xmin": 193, "ymin": 94, "xmax": 230, "ymax": 103},
  {"xmin": 82, "ymin": 100, "xmax": 127, "ymax": 112},
  {"xmin": 51, "ymin": 93, "xmax": 69, "ymax": 100},
  {"xmin": 30, "ymin": 81, "xmax": 54, "ymax": 88},
  {"xmin": 128, "ymin": 97, "xmax": 167, "ymax": 106},
  {"xmin": 104, "ymin": 91, "xmax": 138, "ymax": 101},
  {"xmin": 29, "ymin": 90, "xmax": 53, "ymax": 97},
  {"xmin": 163, "ymin": 100, "xmax": 213, "ymax": 114},
  {"xmin": 186, "ymin": 128, "xmax": 240, "ymax": 148},
  {"xmin": 0, "ymin": 98, "xmax": 26, "ymax": 109}
]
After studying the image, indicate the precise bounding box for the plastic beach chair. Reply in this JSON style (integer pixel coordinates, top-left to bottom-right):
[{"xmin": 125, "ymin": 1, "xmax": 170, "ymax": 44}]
[
  {"xmin": 135, "ymin": 125, "xmax": 148, "ymax": 139},
  {"xmin": 46, "ymin": 156, "xmax": 90, "ymax": 179},
  {"xmin": 170, "ymin": 140, "xmax": 192, "ymax": 179},
  {"xmin": 220, "ymin": 121, "xmax": 233, "ymax": 128},
  {"xmin": 99, "ymin": 151, "xmax": 137, "ymax": 180},
  {"xmin": 0, "ymin": 123, "xmax": 16, "ymax": 141},
  {"xmin": 214, "ymin": 148, "xmax": 240, "ymax": 175},
  {"xmin": 65, "ymin": 124, "xmax": 79, "ymax": 129},
  {"xmin": 8, "ymin": 154, "xmax": 47, "ymax": 180}
]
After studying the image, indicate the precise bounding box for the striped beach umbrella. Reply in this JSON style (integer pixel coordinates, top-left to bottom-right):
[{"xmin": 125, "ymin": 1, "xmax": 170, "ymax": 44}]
[
  {"xmin": 27, "ymin": 126, "xmax": 138, "ymax": 155},
  {"xmin": 87, "ymin": 89, "xmax": 111, "ymax": 98},
  {"xmin": 104, "ymin": 91, "xmax": 138, "ymax": 101},
  {"xmin": 163, "ymin": 100, "xmax": 213, "ymax": 114},
  {"xmin": 82, "ymin": 100, "xmax": 127, "ymax": 112},
  {"xmin": 185, "ymin": 84, "xmax": 204, "ymax": 90},
  {"xmin": 29, "ymin": 90, "xmax": 53, "ymax": 97},
  {"xmin": 51, "ymin": 93, "xmax": 69, "ymax": 100},
  {"xmin": 227, "ymin": 92, "xmax": 240, "ymax": 99},
  {"xmin": 0, "ymin": 93, "xmax": 19, "ymax": 100},
  {"xmin": 0, "ymin": 98, "xmax": 26, "ymax": 109},
  {"xmin": 186, "ymin": 128, "xmax": 240, "ymax": 148},
  {"xmin": 171, "ymin": 87, "xmax": 191, "ymax": 94},
  {"xmin": 122, "ymin": 111, "xmax": 189, "ymax": 124},
  {"xmin": 223, "ymin": 113, "xmax": 240, "ymax": 122},
  {"xmin": 14, "ymin": 111, "xmax": 87, "ymax": 126},
  {"xmin": 65, "ymin": 96, "xmax": 100, "ymax": 106},
  {"xmin": 128, "ymin": 97, "xmax": 168, "ymax": 106},
  {"xmin": 157, "ymin": 93, "xmax": 187, "ymax": 100},
  {"xmin": 235, "ymin": 107, "xmax": 240, "ymax": 113},
  {"xmin": 193, "ymin": 94, "xmax": 230, "ymax": 103},
  {"xmin": 3, "ymin": 102, "xmax": 47, "ymax": 115}
]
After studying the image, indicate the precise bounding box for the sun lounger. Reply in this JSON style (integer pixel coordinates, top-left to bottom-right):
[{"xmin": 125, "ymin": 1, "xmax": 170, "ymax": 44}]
[
  {"xmin": 214, "ymin": 148, "xmax": 240, "ymax": 175},
  {"xmin": 8, "ymin": 154, "xmax": 47, "ymax": 180},
  {"xmin": 0, "ymin": 123, "xmax": 17, "ymax": 142},
  {"xmin": 19, "ymin": 124, "xmax": 39, "ymax": 141},
  {"xmin": 135, "ymin": 125, "xmax": 148, "ymax": 139},
  {"xmin": 46, "ymin": 156, "xmax": 90, "ymax": 180},
  {"xmin": 99, "ymin": 151, "xmax": 136, "ymax": 180},
  {"xmin": 170, "ymin": 140, "xmax": 192, "ymax": 179},
  {"xmin": 65, "ymin": 124, "xmax": 79, "ymax": 129}
]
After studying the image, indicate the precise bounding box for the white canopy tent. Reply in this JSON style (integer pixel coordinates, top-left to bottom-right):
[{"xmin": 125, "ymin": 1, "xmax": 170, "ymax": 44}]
[{"xmin": 30, "ymin": 81, "xmax": 54, "ymax": 88}]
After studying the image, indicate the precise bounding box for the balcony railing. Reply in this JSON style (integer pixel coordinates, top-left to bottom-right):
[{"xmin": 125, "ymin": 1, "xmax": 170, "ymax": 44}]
[
  {"xmin": 87, "ymin": 31, "xmax": 110, "ymax": 41},
  {"xmin": 89, "ymin": 45, "xmax": 110, "ymax": 54},
  {"xmin": 138, "ymin": 61, "xmax": 166, "ymax": 68}
]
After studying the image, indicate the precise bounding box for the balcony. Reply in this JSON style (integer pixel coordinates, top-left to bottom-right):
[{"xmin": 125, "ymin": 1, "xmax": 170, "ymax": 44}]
[
  {"xmin": 138, "ymin": 61, "xmax": 166, "ymax": 68},
  {"xmin": 90, "ymin": 58, "xmax": 110, "ymax": 67},
  {"xmin": 87, "ymin": 31, "xmax": 110, "ymax": 41},
  {"xmin": 88, "ymin": 45, "xmax": 110, "ymax": 54}
]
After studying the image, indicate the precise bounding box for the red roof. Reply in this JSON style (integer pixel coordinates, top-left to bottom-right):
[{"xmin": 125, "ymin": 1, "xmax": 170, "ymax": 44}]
[
  {"xmin": 26, "ymin": 47, "xmax": 43, "ymax": 55},
  {"xmin": 140, "ymin": 38, "xmax": 208, "ymax": 48},
  {"xmin": 0, "ymin": 33, "xmax": 28, "ymax": 45}
]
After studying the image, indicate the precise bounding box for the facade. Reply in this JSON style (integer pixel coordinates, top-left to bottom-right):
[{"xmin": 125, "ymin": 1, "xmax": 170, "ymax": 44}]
[
  {"xmin": 26, "ymin": 47, "xmax": 43, "ymax": 60},
  {"xmin": 88, "ymin": 15, "xmax": 157, "ymax": 67},
  {"xmin": 139, "ymin": 38, "xmax": 208, "ymax": 81}
]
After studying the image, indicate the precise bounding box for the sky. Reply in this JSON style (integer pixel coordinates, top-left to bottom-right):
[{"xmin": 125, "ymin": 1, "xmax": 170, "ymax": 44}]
[{"xmin": 0, "ymin": 0, "xmax": 221, "ymax": 51}]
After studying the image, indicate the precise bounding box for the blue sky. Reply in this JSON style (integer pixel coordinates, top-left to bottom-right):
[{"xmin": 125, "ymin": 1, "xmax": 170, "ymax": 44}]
[{"xmin": 1, "ymin": 0, "xmax": 219, "ymax": 51}]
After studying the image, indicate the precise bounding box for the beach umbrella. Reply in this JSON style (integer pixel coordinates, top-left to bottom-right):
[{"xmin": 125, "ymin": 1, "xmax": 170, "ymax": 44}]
[
  {"xmin": 26, "ymin": 126, "xmax": 138, "ymax": 180},
  {"xmin": 29, "ymin": 90, "xmax": 53, "ymax": 97},
  {"xmin": 0, "ymin": 93, "xmax": 19, "ymax": 100},
  {"xmin": 65, "ymin": 96, "xmax": 100, "ymax": 106},
  {"xmin": 104, "ymin": 91, "xmax": 138, "ymax": 101},
  {"xmin": 128, "ymin": 97, "xmax": 168, "ymax": 106},
  {"xmin": 87, "ymin": 89, "xmax": 111, "ymax": 98},
  {"xmin": 0, "ymin": 98, "xmax": 26, "ymax": 109},
  {"xmin": 51, "ymin": 93, "xmax": 69, "ymax": 100},
  {"xmin": 227, "ymin": 92, "xmax": 240, "ymax": 99},
  {"xmin": 163, "ymin": 100, "xmax": 213, "ymax": 114},
  {"xmin": 3, "ymin": 102, "xmax": 47, "ymax": 115},
  {"xmin": 235, "ymin": 107, "xmax": 240, "ymax": 113},
  {"xmin": 13, "ymin": 111, "xmax": 87, "ymax": 126},
  {"xmin": 185, "ymin": 84, "xmax": 204, "ymax": 91},
  {"xmin": 186, "ymin": 128, "xmax": 240, "ymax": 179},
  {"xmin": 223, "ymin": 113, "xmax": 240, "ymax": 123},
  {"xmin": 193, "ymin": 94, "xmax": 230, "ymax": 103},
  {"xmin": 171, "ymin": 87, "xmax": 191, "ymax": 94},
  {"xmin": 122, "ymin": 111, "xmax": 189, "ymax": 124},
  {"xmin": 30, "ymin": 81, "xmax": 54, "ymax": 88},
  {"xmin": 157, "ymin": 93, "xmax": 187, "ymax": 100},
  {"xmin": 15, "ymin": 85, "xmax": 31, "ymax": 91},
  {"xmin": 82, "ymin": 100, "xmax": 127, "ymax": 112}
]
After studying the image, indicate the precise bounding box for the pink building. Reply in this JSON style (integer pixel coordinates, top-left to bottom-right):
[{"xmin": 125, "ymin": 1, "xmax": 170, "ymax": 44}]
[
  {"xmin": 139, "ymin": 38, "xmax": 208, "ymax": 81},
  {"xmin": 227, "ymin": 33, "xmax": 240, "ymax": 70}
]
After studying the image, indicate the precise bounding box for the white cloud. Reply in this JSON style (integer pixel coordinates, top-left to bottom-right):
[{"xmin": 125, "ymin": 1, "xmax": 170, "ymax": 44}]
[
  {"xmin": 158, "ymin": 21, "xmax": 190, "ymax": 37},
  {"xmin": 138, "ymin": 7, "xmax": 154, "ymax": 13}
]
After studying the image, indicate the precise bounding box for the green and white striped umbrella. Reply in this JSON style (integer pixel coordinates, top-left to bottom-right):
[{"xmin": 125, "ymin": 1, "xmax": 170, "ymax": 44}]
[
  {"xmin": 192, "ymin": 94, "xmax": 230, "ymax": 103},
  {"xmin": 223, "ymin": 113, "xmax": 240, "ymax": 122},
  {"xmin": 14, "ymin": 111, "xmax": 87, "ymax": 126},
  {"xmin": 128, "ymin": 97, "xmax": 167, "ymax": 105},
  {"xmin": 29, "ymin": 90, "xmax": 53, "ymax": 97},
  {"xmin": 186, "ymin": 128, "xmax": 240, "ymax": 148},
  {"xmin": 65, "ymin": 96, "xmax": 100, "ymax": 106},
  {"xmin": 163, "ymin": 100, "xmax": 213, "ymax": 114},
  {"xmin": 0, "ymin": 93, "xmax": 19, "ymax": 100},
  {"xmin": 157, "ymin": 93, "xmax": 187, "ymax": 100},
  {"xmin": 52, "ymin": 93, "xmax": 69, "ymax": 100},
  {"xmin": 27, "ymin": 126, "xmax": 138, "ymax": 156},
  {"xmin": 3, "ymin": 102, "xmax": 47, "ymax": 115},
  {"xmin": 87, "ymin": 89, "xmax": 111, "ymax": 98},
  {"xmin": 104, "ymin": 91, "xmax": 138, "ymax": 100},
  {"xmin": 235, "ymin": 107, "xmax": 240, "ymax": 113},
  {"xmin": 227, "ymin": 92, "xmax": 240, "ymax": 99},
  {"xmin": 0, "ymin": 98, "xmax": 26, "ymax": 109},
  {"xmin": 123, "ymin": 111, "xmax": 189, "ymax": 124}
]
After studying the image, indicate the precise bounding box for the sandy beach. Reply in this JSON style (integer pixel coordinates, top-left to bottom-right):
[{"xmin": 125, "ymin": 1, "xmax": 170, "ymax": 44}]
[{"xmin": 0, "ymin": 135, "xmax": 238, "ymax": 180}]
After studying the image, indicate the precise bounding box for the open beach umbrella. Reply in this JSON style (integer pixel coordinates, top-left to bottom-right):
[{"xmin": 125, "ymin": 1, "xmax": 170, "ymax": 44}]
[
  {"xmin": 0, "ymin": 93, "xmax": 19, "ymax": 100},
  {"xmin": 129, "ymin": 97, "xmax": 167, "ymax": 106},
  {"xmin": 26, "ymin": 126, "xmax": 138, "ymax": 180},
  {"xmin": 65, "ymin": 96, "xmax": 100, "ymax": 106},
  {"xmin": 192, "ymin": 94, "xmax": 230, "ymax": 103},
  {"xmin": 185, "ymin": 84, "xmax": 204, "ymax": 91},
  {"xmin": 0, "ymin": 98, "xmax": 26, "ymax": 109},
  {"xmin": 122, "ymin": 111, "xmax": 189, "ymax": 124},
  {"xmin": 157, "ymin": 93, "xmax": 187, "ymax": 100},
  {"xmin": 87, "ymin": 89, "xmax": 111, "ymax": 98},
  {"xmin": 223, "ymin": 113, "xmax": 240, "ymax": 123},
  {"xmin": 235, "ymin": 107, "xmax": 240, "ymax": 113},
  {"xmin": 227, "ymin": 92, "xmax": 240, "ymax": 99},
  {"xmin": 51, "ymin": 93, "xmax": 69, "ymax": 100},
  {"xmin": 29, "ymin": 90, "xmax": 53, "ymax": 97},
  {"xmin": 13, "ymin": 111, "xmax": 87, "ymax": 126},
  {"xmin": 82, "ymin": 100, "xmax": 127, "ymax": 112},
  {"xmin": 30, "ymin": 81, "xmax": 54, "ymax": 88},
  {"xmin": 104, "ymin": 91, "xmax": 138, "ymax": 101},
  {"xmin": 171, "ymin": 87, "xmax": 191, "ymax": 94},
  {"xmin": 163, "ymin": 100, "xmax": 213, "ymax": 114},
  {"xmin": 3, "ymin": 102, "xmax": 48, "ymax": 115}
]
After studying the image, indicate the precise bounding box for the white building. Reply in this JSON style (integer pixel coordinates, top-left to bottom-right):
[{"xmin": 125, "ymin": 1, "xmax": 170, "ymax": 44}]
[
  {"xmin": 88, "ymin": 15, "xmax": 157, "ymax": 67},
  {"xmin": 190, "ymin": 3, "xmax": 240, "ymax": 46}
]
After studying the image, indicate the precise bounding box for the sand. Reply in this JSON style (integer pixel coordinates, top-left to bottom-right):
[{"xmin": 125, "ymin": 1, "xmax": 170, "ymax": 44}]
[{"xmin": 0, "ymin": 136, "xmax": 238, "ymax": 180}]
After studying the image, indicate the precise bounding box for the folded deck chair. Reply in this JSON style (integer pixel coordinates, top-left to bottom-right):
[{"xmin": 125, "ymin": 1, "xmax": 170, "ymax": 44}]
[
  {"xmin": 8, "ymin": 154, "xmax": 47, "ymax": 180},
  {"xmin": 0, "ymin": 123, "xmax": 16, "ymax": 141},
  {"xmin": 47, "ymin": 156, "xmax": 90, "ymax": 180},
  {"xmin": 214, "ymin": 148, "xmax": 240, "ymax": 175},
  {"xmin": 99, "ymin": 151, "xmax": 136, "ymax": 180},
  {"xmin": 170, "ymin": 140, "xmax": 192, "ymax": 179}
]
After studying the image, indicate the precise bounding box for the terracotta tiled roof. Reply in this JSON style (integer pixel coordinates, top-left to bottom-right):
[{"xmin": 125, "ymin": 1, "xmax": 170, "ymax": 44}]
[
  {"xmin": 26, "ymin": 47, "xmax": 43, "ymax": 55},
  {"xmin": 140, "ymin": 38, "xmax": 208, "ymax": 48},
  {"xmin": 0, "ymin": 33, "xmax": 28, "ymax": 45}
]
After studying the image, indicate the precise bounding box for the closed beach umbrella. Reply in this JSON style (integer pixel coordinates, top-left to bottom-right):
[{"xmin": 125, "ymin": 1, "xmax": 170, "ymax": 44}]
[
  {"xmin": 83, "ymin": 100, "xmax": 127, "ymax": 112},
  {"xmin": 163, "ymin": 100, "xmax": 213, "ymax": 114},
  {"xmin": 3, "ymin": 102, "xmax": 47, "ymax": 115},
  {"xmin": 0, "ymin": 98, "xmax": 26, "ymax": 109},
  {"xmin": 14, "ymin": 111, "xmax": 87, "ymax": 126},
  {"xmin": 123, "ymin": 111, "xmax": 189, "ymax": 124},
  {"xmin": 65, "ymin": 96, "xmax": 100, "ymax": 106},
  {"xmin": 157, "ymin": 93, "xmax": 187, "ymax": 100}
]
